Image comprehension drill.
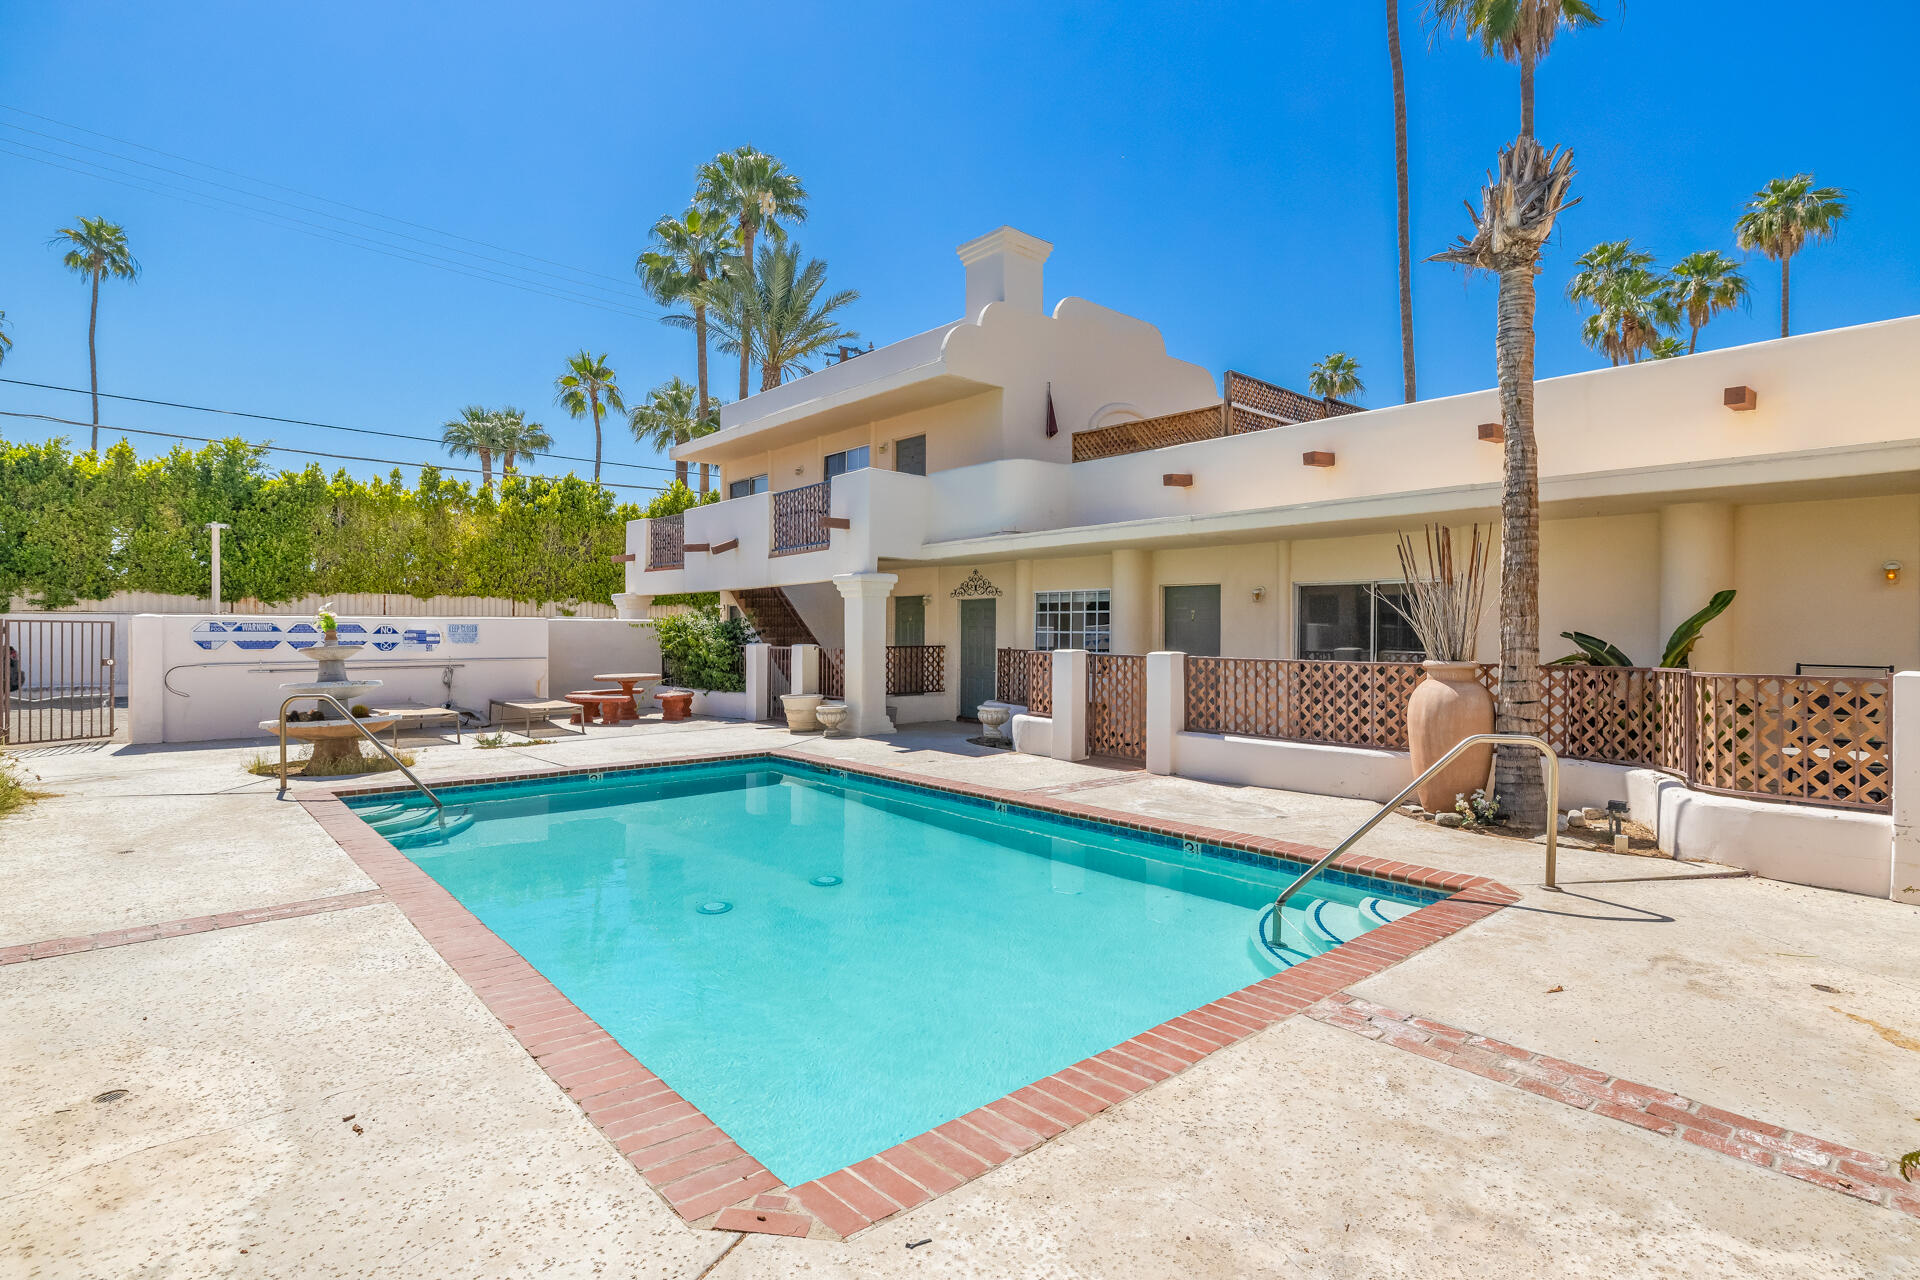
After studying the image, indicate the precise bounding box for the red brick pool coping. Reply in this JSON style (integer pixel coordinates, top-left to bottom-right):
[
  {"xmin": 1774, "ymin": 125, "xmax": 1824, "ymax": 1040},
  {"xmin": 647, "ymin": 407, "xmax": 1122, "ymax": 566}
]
[{"xmin": 301, "ymin": 746, "xmax": 1523, "ymax": 1240}]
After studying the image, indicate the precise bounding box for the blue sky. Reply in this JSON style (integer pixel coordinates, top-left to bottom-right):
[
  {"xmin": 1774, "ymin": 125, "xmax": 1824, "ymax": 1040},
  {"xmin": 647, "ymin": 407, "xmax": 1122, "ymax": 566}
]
[{"xmin": 2, "ymin": 2, "xmax": 1914, "ymax": 500}]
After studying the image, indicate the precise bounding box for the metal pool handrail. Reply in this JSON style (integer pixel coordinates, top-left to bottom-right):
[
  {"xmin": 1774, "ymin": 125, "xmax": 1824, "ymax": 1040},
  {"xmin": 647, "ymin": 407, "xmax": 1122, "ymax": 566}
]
[
  {"xmin": 1269, "ymin": 733, "xmax": 1558, "ymax": 946},
  {"xmin": 275, "ymin": 691, "xmax": 444, "ymax": 809}
]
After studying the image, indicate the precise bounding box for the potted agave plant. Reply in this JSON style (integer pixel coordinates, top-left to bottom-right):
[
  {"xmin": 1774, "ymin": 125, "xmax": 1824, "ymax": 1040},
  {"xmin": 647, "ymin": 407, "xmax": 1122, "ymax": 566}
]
[{"xmin": 1392, "ymin": 525, "xmax": 1495, "ymax": 813}]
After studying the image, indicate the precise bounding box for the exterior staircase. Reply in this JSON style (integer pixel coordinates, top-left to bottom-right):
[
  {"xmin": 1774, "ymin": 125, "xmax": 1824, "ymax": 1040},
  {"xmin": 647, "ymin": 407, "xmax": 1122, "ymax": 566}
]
[{"xmin": 733, "ymin": 587, "xmax": 819, "ymax": 646}]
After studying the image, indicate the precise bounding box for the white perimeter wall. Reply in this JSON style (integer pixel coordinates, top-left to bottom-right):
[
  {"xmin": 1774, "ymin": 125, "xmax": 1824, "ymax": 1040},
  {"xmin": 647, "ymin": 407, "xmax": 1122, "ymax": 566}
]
[
  {"xmin": 548, "ymin": 619, "xmax": 662, "ymax": 698},
  {"xmin": 128, "ymin": 614, "xmax": 550, "ymax": 745}
]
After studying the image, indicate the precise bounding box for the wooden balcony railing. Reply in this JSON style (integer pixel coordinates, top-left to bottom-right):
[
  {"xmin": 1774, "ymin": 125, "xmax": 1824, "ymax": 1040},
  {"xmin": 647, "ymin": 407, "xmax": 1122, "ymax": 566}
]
[
  {"xmin": 995, "ymin": 648, "xmax": 1052, "ymax": 716},
  {"xmin": 886, "ymin": 645, "xmax": 946, "ymax": 696},
  {"xmin": 771, "ymin": 481, "xmax": 831, "ymax": 555},
  {"xmin": 647, "ymin": 514, "xmax": 684, "ymax": 571}
]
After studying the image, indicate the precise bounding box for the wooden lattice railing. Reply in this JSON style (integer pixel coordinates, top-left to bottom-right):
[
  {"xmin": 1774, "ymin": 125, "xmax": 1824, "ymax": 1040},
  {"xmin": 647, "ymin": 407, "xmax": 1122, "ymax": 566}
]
[
  {"xmin": 1087, "ymin": 653, "xmax": 1147, "ymax": 760},
  {"xmin": 996, "ymin": 648, "xmax": 1052, "ymax": 716},
  {"xmin": 1184, "ymin": 657, "xmax": 1891, "ymax": 811},
  {"xmin": 646, "ymin": 514, "xmax": 684, "ymax": 571},
  {"xmin": 886, "ymin": 645, "xmax": 946, "ymax": 696},
  {"xmin": 771, "ymin": 481, "xmax": 831, "ymax": 555}
]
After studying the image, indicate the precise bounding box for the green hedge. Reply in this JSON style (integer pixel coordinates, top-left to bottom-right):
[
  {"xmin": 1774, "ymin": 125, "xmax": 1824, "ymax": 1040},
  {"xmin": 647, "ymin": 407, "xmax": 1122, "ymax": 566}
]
[
  {"xmin": 0, "ymin": 435, "xmax": 718, "ymax": 609},
  {"xmin": 654, "ymin": 608, "xmax": 752, "ymax": 692}
]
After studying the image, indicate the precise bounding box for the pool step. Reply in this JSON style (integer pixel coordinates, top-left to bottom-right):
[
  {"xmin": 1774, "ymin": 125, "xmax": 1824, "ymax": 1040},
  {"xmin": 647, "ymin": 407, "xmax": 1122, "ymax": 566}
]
[
  {"xmin": 387, "ymin": 809, "xmax": 475, "ymax": 849},
  {"xmin": 1254, "ymin": 894, "xmax": 1418, "ymax": 967},
  {"xmin": 363, "ymin": 807, "xmax": 438, "ymax": 837}
]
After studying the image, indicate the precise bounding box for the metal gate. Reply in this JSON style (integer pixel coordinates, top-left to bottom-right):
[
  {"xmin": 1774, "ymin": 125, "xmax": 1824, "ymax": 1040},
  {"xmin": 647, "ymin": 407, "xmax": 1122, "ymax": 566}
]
[
  {"xmin": 1086, "ymin": 653, "xmax": 1146, "ymax": 760},
  {"xmin": 764, "ymin": 645, "xmax": 792, "ymax": 721},
  {"xmin": 0, "ymin": 618, "xmax": 118, "ymax": 744}
]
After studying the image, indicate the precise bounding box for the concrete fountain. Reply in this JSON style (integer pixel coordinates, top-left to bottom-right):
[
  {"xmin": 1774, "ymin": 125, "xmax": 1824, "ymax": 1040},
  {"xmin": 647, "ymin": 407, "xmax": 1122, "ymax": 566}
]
[{"xmin": 258, "ymin": 616, "xmax": 396, "ymax": 772}]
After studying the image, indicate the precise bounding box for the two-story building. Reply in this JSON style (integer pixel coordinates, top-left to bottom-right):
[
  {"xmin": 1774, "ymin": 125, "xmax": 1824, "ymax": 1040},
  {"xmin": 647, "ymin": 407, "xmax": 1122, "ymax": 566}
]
[{"xmin": 619, "ymin": 224, "xmax": 1920, "ymax": 741}]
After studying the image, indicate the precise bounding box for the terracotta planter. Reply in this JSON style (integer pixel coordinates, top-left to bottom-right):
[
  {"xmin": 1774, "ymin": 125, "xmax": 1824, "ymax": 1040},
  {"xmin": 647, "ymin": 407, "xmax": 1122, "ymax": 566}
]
[{"xmin": 1407, "ymin": 660, "xmax": 1494, "ymax": 813}]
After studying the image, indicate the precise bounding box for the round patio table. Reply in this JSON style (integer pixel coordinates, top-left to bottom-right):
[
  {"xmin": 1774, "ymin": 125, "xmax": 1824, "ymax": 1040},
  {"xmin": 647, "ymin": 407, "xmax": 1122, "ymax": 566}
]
[{"xmin": 594, "ymin": 671, "xmax": 661, "ymax": 717}]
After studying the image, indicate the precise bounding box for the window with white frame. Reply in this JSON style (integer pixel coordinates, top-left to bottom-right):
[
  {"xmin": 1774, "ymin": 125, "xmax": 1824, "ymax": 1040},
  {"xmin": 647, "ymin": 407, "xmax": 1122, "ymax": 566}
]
[{"xmin": 1034, "ymin": 589, "xmax": 1111, "ymax": 652}]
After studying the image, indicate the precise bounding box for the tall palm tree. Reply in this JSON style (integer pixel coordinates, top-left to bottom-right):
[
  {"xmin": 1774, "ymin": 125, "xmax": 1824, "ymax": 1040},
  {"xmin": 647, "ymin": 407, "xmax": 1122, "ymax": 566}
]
[
  {"xmin": 1567, "ymin": 241, "xmax": 1678, "ymax": 365},
  {"xmin": 627, "ymin": 377, "xmax": 704, "ymax": 488},
  {"xmin": 49, "ymin": 216, "xmax": 138, "ymax": 451},
  {"xmin": 441, "ymin": 405, "xmax": 502, "ymax": 491},
  {"xmin": 712, "ymin": 242, "xmax": 859, "ymax": 392},
  {"xmin": 1387, "ymin": 0, "xmax": 1416, "ymax": 401},
  {"xmin": 695, "ymin": 147, "xmax": 809, "ymax": 399},
  {"xmin": 1428, "ymin": 0, "xmax": 1604, "ymax": 138},
  {"xmin": 1309, "ymin": 352, "xmax": 1365, "ymax": 400},
  {"xmin": 554, "ymin": 351, "xmax": 624, "ymax": 485},
  {"xmin": 639, "ymin": 207, "xmax": 733, "ymax": 432},
  {"xmin": 1431, "ymin": 137, "xmax": 1578, "ymax": 825},
  {"xmin": 490, "ymin": 406, "xmax": 552, "ymax": 480},
  {"xmin": 1734, "ymin": 175, "xmax": 1847, "ymax": 338},
  {"xmin": 1667, "ymin": 250, "xmax": 1750, "ymax": 353}
]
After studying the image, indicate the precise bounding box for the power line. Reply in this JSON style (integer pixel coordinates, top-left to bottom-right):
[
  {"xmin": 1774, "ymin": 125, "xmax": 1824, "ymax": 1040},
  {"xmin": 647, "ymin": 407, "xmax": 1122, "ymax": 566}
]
[
  {"xmin": 0, "ymin": 376, "xmax": 680, "ymax": 475},
  {"xmin": 0, "ymin": 104, "xmax": 648, "ymax": 293},
  {"xmin": 0, "ymin": 140, "xmax": 664, "ymax": 322},
  {"xmin": 0, "ymin": 117, "xmax": 659, "ymax": 308},
  {"xmin": 0, "ymin": 408, "xmax": 671, "ymax": 494}
]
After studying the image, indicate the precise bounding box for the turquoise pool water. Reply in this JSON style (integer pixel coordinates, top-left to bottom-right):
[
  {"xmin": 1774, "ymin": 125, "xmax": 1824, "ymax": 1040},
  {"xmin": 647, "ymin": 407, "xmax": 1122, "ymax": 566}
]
[{"xmin": 351, "ymin": 758, "xmax": 1431, "ymax": 1186}]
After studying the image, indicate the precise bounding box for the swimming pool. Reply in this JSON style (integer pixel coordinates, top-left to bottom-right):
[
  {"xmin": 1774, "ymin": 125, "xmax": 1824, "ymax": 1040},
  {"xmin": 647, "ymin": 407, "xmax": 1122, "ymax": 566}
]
[{"xmin": 347, "ymin": 756, "xmax": 1437, "ymax": 1187}]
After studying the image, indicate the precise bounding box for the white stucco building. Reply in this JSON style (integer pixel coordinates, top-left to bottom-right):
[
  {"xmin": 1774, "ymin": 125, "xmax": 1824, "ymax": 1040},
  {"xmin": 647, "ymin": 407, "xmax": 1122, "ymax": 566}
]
[{"xmin": 621, "ymin": 223, "xmax": 1920, "ymax": 719}]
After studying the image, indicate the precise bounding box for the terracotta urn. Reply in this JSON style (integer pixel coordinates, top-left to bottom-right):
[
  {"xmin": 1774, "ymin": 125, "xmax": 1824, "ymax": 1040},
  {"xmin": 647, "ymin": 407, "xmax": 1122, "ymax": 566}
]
[{"xmin": 1407, "ymin": 660, "xmax": 1494, "ymax": 813}]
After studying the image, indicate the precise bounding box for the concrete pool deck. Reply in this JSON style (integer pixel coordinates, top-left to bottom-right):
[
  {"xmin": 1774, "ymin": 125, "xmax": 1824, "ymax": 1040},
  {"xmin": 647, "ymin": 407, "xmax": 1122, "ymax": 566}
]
[{"xmin": 4, "ymin": 717, "xmax": 1919, "ymax": 1277}]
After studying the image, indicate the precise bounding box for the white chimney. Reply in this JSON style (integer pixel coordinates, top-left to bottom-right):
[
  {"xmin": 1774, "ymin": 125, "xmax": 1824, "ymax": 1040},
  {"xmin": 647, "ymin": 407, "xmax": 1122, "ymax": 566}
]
[{"xmin": 957, "ymin": 226, "xmax": 1053, "ymax": 318}]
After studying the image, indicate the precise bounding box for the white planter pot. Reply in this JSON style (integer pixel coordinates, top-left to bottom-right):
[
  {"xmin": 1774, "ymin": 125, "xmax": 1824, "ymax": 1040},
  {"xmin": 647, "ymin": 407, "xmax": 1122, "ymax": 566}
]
[
  {"xmin": 814, "ymin": 701, "xmax": 850, "ymax": 738},
  {"xmin": 781, "ymin": 693, "xmax": 824, "ymax": 732},
  {"xmin": 977, "ymin": 704, "xmax": 1013, "ymax": 744}
]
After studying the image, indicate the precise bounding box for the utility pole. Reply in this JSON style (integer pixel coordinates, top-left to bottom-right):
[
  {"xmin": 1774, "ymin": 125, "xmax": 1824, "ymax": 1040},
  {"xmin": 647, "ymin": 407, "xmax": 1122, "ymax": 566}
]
[{"xmin": 207, "ymin": 522, "xmax": 230, "ymax": 613}]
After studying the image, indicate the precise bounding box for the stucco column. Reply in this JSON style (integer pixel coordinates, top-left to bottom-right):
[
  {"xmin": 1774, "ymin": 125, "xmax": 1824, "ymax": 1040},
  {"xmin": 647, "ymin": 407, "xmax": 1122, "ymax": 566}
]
[
  {"xmin": 1145, "ymin": 651, "xmax": 1186, "ymax": 776},
  {"xmin": 792, "ymin": 644, "xmax": 820, "ymax": 696},
  {"xmin": 1049, "ymin": 648, "xmax": 1089, "ymax": 761},
  {"xmin": 743, "ymin": 643, "xmax": 770, "ymax": 722},
  {"xmin": 1891, "ymin": 672, "xmax": 1920, "ymax": 905},
  {"xmin": 611, "ymin": 592, "xmax": 652, "ymax": 620},
  {"xmin": 832, "ymin": 572, "xmax": 898, "ymax": 737},
  {"xmin": 1659, "ymin": 502, "xmax": 1735, "ymax": 669},
  {"xmin": 1273, "ymin": 540, "xmax": 1294, "ymax": 659},
  {"xmin": 1013, "ymin": 559, "xmax": 1035, "ymax": 648},
  {"xmin": 1110, "ymin": 548, "xmax": 1155, "ymax": 655}
]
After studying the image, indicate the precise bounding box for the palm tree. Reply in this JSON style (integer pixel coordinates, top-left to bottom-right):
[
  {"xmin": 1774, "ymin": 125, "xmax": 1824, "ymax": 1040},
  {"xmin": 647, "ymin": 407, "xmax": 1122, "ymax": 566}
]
[
  {"xmin": 1734, "ymin": 175, "xmax": 1847, "ymax": 338},
  {"xmin": 1567, "ymin": 241, "xmax": 1678, "ymax": 365},
  {"xmin": 441, "ymin": 405, "xmax": 502, "ymax": 491},
  {"xmin": 554, "ymin": 351, "xmax": 624, "ymax": 485},
  {"xmin": 1429, "ymin": 0, "xmax": 1605, "ymax": 138},
  {"xmin": 627, "ymin": 377, "xmax": 704, "ymax": 488},
  {"xmin": 1388, "ymin": 0, "xmax": 1416, "ymax": 401},
  {"xmin": 1309, "ymin": 352, "xmax": 1365, "ymax": 400},
  {"xmin": 714, "ymin": 242, "xmax": 859, "ymax": 392},
  {"xmin": 639, "ymin": 207, "xmax": 733, "ymax": 432},
  {"xmin": 0, "ymin": 311, "xmax": 11, "ymax": 367},
  {"xmin": 490, "ymin": 407, "xmax": 552, "ymax": 480},
  {"xmin": 1431, "ymin": 137, "xmax": 1578, "ymax": 825},
  {"xmin": 1667, "ymin": 250, "xmax": 1750, "ymax": 353},
  {"xmin": 695, "ymin": 147, "xmax": 809, "ymax": 399},
  {"xmin": 1648, "ymin": 336, "xmax": 1687, "ymax": 360},
  {"xmin": 49, "ymin": 216, "xmax": 138, "ymax": 451}
]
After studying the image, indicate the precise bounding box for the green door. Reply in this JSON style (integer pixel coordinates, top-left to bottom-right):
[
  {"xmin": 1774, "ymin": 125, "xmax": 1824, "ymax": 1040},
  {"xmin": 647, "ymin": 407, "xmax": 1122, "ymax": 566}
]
[
  {"xmin": 959, "ymin": 598, "xmax": 997, "ymax": 719},
  {"xmin": 895, "ymin": 595, "xmax": 926, "ymax": 646},
  {"xmin": 1163, "ymin": 584, "xmax": 1221, "ymax": 655}
]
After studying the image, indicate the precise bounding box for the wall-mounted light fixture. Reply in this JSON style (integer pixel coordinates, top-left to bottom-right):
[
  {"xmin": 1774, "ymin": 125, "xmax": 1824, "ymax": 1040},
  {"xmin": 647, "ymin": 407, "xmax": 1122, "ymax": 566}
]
[
  {"xmin": 1884, "ymin": 560, "xmax": 1903, "ymax": 583},
  {"xmin": 1251, "ymin": 586, "xmax": 1267, "ymax": 602}
]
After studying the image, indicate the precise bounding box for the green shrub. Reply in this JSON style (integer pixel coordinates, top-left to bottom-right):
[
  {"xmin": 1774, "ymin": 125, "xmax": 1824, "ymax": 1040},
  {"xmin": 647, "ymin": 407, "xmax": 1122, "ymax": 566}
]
[{"xmin": 655, "ymin": 607, "xmax": 751, "ymax": 692}]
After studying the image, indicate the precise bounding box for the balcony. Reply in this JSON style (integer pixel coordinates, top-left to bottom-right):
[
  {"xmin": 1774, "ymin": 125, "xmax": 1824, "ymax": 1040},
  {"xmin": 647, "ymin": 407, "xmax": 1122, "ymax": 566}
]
[
  {"xmin": 647, "ymin": 514, "xmax": 684, "ymax": 571},
  {"xmin": 771, "ymin": 481, "xmax": 832, "ymax": 556}
]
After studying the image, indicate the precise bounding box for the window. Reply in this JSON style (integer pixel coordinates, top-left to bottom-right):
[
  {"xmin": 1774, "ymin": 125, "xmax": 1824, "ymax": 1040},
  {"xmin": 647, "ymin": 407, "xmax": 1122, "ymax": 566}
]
[
  {"xmin": 1034, "ymin": 589, "xmax": 1111, "ymax": 652},
  {"xmin": 1295, "ymin": 582, "xmax": 1423, "ymax": 661},
  {"xmin": 728, "ymin": 474, "xmax": 769, "ymax": 499},
  {"xmin": 894, "ymin": 435, "xmax": 927, "ymax": 476},
  {"xmin": 824, "ymin": 445, "xmax": 870, "ymax": 480}
]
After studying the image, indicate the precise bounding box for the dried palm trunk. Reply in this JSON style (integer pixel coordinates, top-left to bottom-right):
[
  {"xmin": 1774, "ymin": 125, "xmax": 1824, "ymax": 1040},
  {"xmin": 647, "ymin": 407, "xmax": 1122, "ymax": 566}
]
[{"xmin": 1430, "ymin": 137, "xmax": 1577, "ymax": 824}]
